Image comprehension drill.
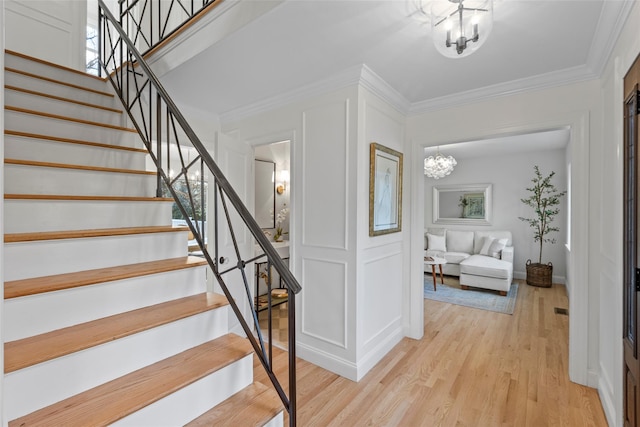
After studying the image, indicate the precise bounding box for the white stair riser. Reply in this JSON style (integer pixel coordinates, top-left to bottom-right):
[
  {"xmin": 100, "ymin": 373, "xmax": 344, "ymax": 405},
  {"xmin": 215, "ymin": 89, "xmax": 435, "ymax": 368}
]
[
  {"xmin": 5, "ymin": 71, "xmax": 117, "ymax": 109},
  {"xmin": 112, "ymin": 355, "xmax": 253, "ymax": 427},
  {"xmin": 264, "ymin": 413, "xmax": 285, "ymax": 427},
  {"xmin": 4, "ymin": 231, "xmax": 189, "ymax": 281},
  {"xmin": 5, "ymin": 109, "xmax": 140, "ymax": 149},
  {"xmin": 6, "ymin": 267, "xmax": 208, "ymax": 341},
  {"xmin": 6, "ymin": 53, "xmax": 112, "ymax": 93},
  {"xmin": 5, "ymin": 164, "xmax": 156, "ymax": 197},
  {"xmin": 5, "ymin": 309, "xmax": 230, "ymax": 421},
  {"xmin": 5, "ymin": 199, "xmax": 173, "ymax": 233},
  {"xmin": 5, "ymin": 135, "xmax": 147, "ymax": 170},
  {"xmin": 6, "ymin": 89, "xmax": 127, "ymax": 127}
]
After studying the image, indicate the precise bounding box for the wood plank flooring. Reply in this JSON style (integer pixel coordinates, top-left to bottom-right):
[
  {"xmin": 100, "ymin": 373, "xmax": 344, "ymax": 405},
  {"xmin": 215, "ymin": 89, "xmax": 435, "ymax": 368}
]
[{"xmin": 255, "ymin": 280, "xmax": 608, "ymax": 426}]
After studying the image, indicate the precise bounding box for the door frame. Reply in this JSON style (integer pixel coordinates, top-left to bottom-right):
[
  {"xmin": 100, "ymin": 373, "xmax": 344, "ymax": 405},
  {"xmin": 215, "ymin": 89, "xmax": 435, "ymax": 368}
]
[
  {"xmin": 246, "ymin": 129, "xmax": 296, "ymax": 276},
  {"xmin": 410, "ymin": 111, "xmax": 591, "ymax": 384},
  {"xmin": 623, "ymin": 54, "xmax": 640, "ymax": 427}
]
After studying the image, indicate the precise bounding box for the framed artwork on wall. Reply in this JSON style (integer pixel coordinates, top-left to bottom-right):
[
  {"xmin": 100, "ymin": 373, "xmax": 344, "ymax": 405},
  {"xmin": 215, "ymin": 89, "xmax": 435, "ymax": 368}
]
[
  {"xmin": 369, "ymin": 142, "xmax": 403, "ymax": 236},
  {"xmin": 463, "ymin": 193, "xmax": 485, "ymax": 218}
]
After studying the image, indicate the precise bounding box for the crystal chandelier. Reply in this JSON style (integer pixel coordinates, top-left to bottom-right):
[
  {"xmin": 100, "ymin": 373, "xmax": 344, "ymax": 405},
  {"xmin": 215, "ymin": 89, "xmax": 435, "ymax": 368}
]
[
  {"xmin": 429, "ymin": 0, "xmax": 493, "ymax": 58},
  {"xmin": 424, "ymin": 148, "xmax": 457, "ymax": 179}
]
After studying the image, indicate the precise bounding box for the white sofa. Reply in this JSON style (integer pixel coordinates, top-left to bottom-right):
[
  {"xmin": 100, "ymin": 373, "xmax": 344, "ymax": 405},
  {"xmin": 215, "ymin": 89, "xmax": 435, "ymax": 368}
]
[{"xmin": 424, "ymin": 228, "xmax": 514, "ymax": 295}]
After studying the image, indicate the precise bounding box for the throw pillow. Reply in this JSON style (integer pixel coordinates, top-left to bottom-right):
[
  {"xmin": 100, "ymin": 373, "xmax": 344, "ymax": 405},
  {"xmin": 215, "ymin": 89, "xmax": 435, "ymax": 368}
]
[
  {"xmin": 479, "ymin": 236, "xmax": 495, "ymax": 256},
  {"xmin": 446, "ymin": 230, "xmax": 474, "ymax": 253},
  {"xmin": 488, "ymin": 238, "xmax": 509, "ymax": 258},
  {"xmin": 427, "ymin": 233, "xmax": 447, "ymax": 252}
]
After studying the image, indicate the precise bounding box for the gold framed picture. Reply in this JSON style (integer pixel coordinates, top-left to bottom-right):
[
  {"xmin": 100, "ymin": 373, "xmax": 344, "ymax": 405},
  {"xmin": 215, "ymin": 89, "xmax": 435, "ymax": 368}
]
[{"xmin": 369, "ymin": 142, "xmax": 403, "ymax": 236}]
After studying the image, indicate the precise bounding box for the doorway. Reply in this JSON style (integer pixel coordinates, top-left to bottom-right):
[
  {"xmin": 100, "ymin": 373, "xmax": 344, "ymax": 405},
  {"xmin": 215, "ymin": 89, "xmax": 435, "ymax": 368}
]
[
  {"xmin": 623, "ymin": 53, "xmax": 640, "ymax": 427},
  {"xmin": 254, "ymin": 140, "xmax": 291, "ymax": 350},
  {"xmin": 414, "ymin": 113, "xmax": 591, "ymax": 382}
]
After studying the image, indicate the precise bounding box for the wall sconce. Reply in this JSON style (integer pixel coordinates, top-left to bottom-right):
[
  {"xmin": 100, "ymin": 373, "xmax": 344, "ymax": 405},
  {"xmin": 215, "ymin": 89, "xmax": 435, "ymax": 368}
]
[{"xmin": 276, "ymin": 170, "xmax": 289, "ymax": 195}]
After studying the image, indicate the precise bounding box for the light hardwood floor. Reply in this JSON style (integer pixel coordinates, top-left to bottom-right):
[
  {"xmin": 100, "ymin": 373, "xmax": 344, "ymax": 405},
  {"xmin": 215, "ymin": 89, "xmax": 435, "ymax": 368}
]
[{"xmin": 255, "ymin": 280, "xmax": 608, "ymax": 426}]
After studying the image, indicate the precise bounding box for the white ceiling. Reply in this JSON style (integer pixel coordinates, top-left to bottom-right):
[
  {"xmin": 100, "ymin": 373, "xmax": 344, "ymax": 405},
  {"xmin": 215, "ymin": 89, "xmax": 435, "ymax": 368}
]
[
  {"xmin": 161, "ymin": 0, "xmax": 630, "ymax": 118},
  {"xmin": 425, "ymin": 127, "xmax": 570, "ymax": 159}
]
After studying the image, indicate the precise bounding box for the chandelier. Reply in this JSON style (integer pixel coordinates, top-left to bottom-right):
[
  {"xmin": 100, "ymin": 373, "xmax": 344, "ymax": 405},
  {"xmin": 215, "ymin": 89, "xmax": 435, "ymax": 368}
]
[
  {"xmin": 424, "ymin": 148, "xmax": 457, "ymax": 179},
  {"xmin": 429, "ymin": 0, "xmax": 493, "ymax": 58}
]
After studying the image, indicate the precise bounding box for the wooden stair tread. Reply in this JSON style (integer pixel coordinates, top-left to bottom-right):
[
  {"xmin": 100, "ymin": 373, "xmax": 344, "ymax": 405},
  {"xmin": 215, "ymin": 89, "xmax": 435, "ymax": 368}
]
[
  {"xmin": 5, "ymin": 256, "xmax": 208, "ymax": 299},
  {"xmin": 186, "ymin": 382, "xmax": 284, "ymax": 426},
  {"xmin": 5, "ymin": 158, "xmax": 155, "ymax": 175},
  {"xmin": 5, "ymin": 292, "xmax": 229, "ymax": 373},
  {"xmin": 5, "ymin": 129, "xmax": 147, "ymax": 153},
  {"xmin": 5, "ymin": 106, "xmax": 136, "ymax": 132},
  {"xmin": 5, "ymin": 66, "xmax": 112, "ymax": 97},
  {"xmin": 6, "ymin": 49, "xmax": 108, "ymax": 82},
  {"xmin": 4, "ymin": 194, "xmax": 172, "ymax": 202},
  {"xmin": 5, "ymin": 85, "xmax": 123, "ymax": 113},
  {"xmin": 8, "ymin": 334, "xmax": 251, "ymax": 426},
  {"xmin": 5, "ymin": 225, "xmax": 188, "ymax": 243}
]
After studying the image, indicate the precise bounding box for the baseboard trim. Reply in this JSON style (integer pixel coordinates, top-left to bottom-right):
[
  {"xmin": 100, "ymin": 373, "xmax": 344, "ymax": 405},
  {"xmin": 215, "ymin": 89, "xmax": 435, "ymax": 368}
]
[
  {"xmin": 598, "ymin": 364, "xmax": 618, "ymax": 427},
  {"xmin": 356, "ymin": 326, "xmax": 404, "ymax": 382},
  {"xmin": 588, "ymin": 368, "xmax": 599, "ymax": 388},
  {"xmin": 513, "ymin": 270, "xmax": 566, "ymax": 284},
  {"xmin": 296, "ymin": 342, "xmax": 358, "ymax": 381},
  {"xmin": 296, "ymin": 325, "xmax": 404, "ymax": 382}
]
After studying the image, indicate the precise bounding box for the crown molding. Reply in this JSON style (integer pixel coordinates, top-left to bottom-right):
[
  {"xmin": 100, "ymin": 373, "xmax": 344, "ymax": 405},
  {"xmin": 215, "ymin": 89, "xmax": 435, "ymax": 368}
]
[
  {"xmin": 359, "ymin": 65, "xmax": 412, "ymax": 114},
  {"xmin": 409, "ymin": 64, "xmax": 599, "ymax": 116},
  {"xmin": 220, "ymin": 64, "xmax": 362, "ymax": 124},
  {"xmin": 220, "ymin": 63, "xmax": 411, "ymax": 124},
  {"xmin": 585, "ymin": 0, "xmax": 635, "ymax": 77}
]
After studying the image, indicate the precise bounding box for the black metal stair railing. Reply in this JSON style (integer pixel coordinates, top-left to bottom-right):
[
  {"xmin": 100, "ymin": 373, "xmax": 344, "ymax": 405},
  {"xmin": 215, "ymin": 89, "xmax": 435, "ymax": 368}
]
[
  {"xmin": 98, "ymin": 1, "xmax": 300, "ymax": 425},
  {"xmin": 117, "ymin": 0, "xmax": 222, "ymax": 56}
]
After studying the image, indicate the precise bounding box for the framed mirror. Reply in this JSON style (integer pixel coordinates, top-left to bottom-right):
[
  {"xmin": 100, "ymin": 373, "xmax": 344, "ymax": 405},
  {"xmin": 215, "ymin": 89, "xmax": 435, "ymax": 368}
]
[
  {"xmin": 433, "ymin": 183, "xmax": 492, "ymax": 225},
  {"xmin": 255, "ymin": 159, "xmax": 275, "ymax": 228}
]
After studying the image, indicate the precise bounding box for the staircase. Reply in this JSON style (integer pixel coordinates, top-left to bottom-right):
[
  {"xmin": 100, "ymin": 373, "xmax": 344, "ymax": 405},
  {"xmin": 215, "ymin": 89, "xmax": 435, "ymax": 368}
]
[{"xmin": 3, "ymin": 50, "xmax": 284, "ymax": 426}]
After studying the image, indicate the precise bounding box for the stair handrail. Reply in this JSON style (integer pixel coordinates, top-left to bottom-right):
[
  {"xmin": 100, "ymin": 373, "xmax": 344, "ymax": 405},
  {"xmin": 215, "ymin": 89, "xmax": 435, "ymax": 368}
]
[
  {"xmin": 98, "ymin": 0, "xmax": 301, "ymax": 296},
  {"xmin": 98, "ymin": 1, "xmax": 299, "ymax": 425},
  {"xmin": 115, "ymin": 0, "xmax": 222, "ymax": 56}
]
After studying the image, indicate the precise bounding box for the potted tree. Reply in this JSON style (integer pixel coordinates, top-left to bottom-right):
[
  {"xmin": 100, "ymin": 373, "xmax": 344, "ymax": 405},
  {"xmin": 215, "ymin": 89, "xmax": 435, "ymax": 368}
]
[{"xmin": 518, "ymin": 166, "xmax": 566, "ymax": 287}]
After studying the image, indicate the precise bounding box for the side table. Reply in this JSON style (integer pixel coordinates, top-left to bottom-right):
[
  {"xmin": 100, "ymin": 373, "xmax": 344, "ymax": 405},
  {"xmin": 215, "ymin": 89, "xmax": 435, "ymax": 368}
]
[{"xmin": 424, "ymin": 256, "xmax": 447, "ymax": 291}]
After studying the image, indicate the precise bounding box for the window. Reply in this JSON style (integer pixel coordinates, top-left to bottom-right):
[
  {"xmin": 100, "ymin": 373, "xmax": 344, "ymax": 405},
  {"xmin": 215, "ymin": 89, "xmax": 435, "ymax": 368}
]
[{"xmin": 86, "ymin": 25, "xmax": 99, "ymax": 75}]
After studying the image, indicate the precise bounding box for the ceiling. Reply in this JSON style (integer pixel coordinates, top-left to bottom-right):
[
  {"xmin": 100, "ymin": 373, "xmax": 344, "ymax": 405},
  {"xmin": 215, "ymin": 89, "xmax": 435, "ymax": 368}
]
[
  {"xmin": 160, "ymin": 0, "xmax": 631, "ymax": 119},
  {"xmin": 425, "ymin": 127, "xmax": 570, "ymax": 159}
]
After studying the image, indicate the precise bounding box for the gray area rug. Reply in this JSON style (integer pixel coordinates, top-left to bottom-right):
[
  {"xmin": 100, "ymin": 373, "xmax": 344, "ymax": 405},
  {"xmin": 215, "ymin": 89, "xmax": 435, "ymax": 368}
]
[{"xmin": 424, "ymin": 275, "xmax": 518, "ymax": 314}]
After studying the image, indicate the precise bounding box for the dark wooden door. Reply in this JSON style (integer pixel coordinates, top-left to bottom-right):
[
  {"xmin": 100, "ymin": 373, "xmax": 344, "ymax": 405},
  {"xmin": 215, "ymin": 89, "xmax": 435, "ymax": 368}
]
[{"xmin": 624, "ymin": 55, "xmax": 640, "ymax": 427}]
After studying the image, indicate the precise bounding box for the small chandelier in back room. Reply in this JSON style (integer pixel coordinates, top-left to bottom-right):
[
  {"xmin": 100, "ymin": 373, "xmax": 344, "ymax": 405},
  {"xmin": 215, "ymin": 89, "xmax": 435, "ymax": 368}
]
[
  {"xmin": 424, "ymin": 147, "xmax": 457, "ymax": 179},
  {"xmin": 430, "ymin": 0, "xmax": 493, "ymax": 58}
]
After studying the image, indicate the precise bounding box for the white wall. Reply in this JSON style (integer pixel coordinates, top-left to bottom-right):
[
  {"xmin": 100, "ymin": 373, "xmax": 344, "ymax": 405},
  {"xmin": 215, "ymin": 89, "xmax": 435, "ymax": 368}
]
[
  {"xmin": 357, "ymin": 86, "xmax": 406, "ymax": 378},
  {"xmin": 596, "ymin": 2, "xmax": 640, "ymax": 425},
  {"xmin": 5, "ymin": 0, "xmax": 86, "ymax": 71},
  {"xmin": 222, "ymin": 80, "xmax": 407, "ymax": 381},
  {"xmin": 223, "ymin": 86, "xmax": 361, "ymax": 379},
  {"xmin": 424, "ymin": 148, "xmax": 568, "ymax": 282}
]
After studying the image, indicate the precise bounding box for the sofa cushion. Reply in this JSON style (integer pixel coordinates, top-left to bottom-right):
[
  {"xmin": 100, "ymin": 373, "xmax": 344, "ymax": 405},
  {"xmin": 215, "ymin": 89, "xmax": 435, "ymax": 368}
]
[
  {"xmin": 488, "ymin": 238, "xmax": 509, "ymax": 258},
  {"xmin": 473, "ymin": 231, "xmax": 512, "ymax": 254},
  {"xmin": 446, "ymin": 230, "xmax": 474, "ymax": 254},
  {"xmin": 427, "ymin": 233, "xmax": 447, "ymax": 252},
  {"xmin": 445, "ymin": 251, "xmax": 470, "ymax": 264},
  {"xmin": 478, "ymin": 236, "xmax": 494, "ymax": 256},
  {"xmin": 460, "ymin": 255, "xmax": 512, "ymax": 279}
]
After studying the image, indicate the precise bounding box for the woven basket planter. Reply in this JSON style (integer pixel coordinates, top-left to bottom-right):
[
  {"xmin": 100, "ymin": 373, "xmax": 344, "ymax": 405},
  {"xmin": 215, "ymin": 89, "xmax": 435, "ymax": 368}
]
[{"xmin": 525, "ymin": 259, "xmax": 553, "ymax": 287}]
